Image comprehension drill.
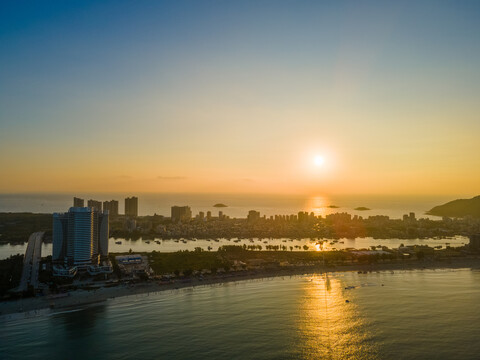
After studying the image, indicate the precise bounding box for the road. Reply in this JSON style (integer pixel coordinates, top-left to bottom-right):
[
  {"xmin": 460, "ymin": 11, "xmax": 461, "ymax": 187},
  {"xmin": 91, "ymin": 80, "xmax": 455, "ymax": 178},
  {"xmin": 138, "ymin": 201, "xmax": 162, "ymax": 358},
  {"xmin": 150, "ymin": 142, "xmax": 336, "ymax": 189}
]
[{"xmin": 17, "ymin": 231, "xmax": 44, "ymax": 292}]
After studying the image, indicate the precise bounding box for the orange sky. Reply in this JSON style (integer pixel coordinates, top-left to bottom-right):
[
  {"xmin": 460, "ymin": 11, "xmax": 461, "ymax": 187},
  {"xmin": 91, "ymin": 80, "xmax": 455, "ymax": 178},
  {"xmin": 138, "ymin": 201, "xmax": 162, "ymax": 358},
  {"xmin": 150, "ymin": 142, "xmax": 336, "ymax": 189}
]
[{"xmin": 1, "ymin": 2, "xmax": 479, "ymax": 196}]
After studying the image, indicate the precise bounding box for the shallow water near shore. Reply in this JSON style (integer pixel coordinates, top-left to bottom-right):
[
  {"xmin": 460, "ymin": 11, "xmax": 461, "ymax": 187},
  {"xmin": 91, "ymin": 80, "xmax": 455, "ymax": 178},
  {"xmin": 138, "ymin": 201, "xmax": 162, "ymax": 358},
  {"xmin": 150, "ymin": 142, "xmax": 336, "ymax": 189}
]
[{"xmin": 2, "ymin": 268, "xmax": 480, "ymax": 359}]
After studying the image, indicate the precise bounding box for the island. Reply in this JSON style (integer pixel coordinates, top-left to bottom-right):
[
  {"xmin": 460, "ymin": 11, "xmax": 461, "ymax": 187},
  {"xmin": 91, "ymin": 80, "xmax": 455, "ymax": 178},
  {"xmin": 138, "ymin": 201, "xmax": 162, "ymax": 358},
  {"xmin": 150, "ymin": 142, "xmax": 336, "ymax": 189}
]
[
  {"xmin": 354, "ymin": 207, "xmax": 371, "ymax": 211},
  {"xmin": 213, "ymin": 203, "xmax": 228, "ymax": 208},
  {"xmin": 427, "ymin": 195, "xmax": 480, "ymax": 218}
]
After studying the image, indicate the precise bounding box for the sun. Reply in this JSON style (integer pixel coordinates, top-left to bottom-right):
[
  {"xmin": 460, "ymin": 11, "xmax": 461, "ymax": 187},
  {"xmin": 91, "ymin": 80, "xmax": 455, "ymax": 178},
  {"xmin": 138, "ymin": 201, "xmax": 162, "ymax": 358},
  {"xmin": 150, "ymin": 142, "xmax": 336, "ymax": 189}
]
[{"xmin": 314, "ymin": 155, "xmax": 325, "ymax": 167}]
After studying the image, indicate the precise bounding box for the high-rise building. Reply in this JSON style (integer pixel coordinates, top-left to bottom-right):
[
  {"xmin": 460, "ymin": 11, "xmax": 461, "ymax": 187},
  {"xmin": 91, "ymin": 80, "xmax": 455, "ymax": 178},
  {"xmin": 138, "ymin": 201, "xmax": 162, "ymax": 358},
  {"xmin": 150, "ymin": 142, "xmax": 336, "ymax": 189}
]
[
  {"xmin": 73, "ymin": 197, "xmax": 84, "ymax": 207},
  {"xmin": 103, "ymin": 200, "xmax": 119, "ymax": 216},
  {"xmin": 171, "ymin": 206, "xmax": 192, "ymax": 223},
  {"xmin": 98, "ymin": 211, "xmax": 109, "ymax": 257},
  {"xmin": 52, "ymin": 213, "xmax": 68, "ymax": 262},
  {"xmin": 67, "ymin": 207, "xmax": 95, "ymax": 267},
  {"xmin": 87, "ymin": 199, "xmax": 102, "ymax": 212},
  {"xmin": 53, "ymin": 207, "xmax": 109, "ymax": 269},
  {"xmin": 125, "ymin": 196, "xmax": 138, "ymax": 217},
  {"xmin": 247, "ymin": 210, "xmax": 261, "ymax": 222}
]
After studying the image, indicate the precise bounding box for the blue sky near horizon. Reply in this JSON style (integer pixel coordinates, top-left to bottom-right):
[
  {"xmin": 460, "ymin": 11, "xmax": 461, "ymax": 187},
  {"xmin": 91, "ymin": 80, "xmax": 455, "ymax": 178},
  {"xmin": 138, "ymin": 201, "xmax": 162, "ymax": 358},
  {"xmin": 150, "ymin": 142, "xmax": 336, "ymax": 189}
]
[{"xmin": 1, "ymin": 1, "xmax": 479, "ymax": 195}]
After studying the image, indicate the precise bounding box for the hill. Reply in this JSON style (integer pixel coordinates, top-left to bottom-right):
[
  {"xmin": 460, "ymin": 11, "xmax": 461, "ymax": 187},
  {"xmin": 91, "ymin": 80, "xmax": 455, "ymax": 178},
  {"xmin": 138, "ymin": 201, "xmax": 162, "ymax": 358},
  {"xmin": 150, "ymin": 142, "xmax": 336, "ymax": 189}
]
[{"xmin": 427, "ymin": 196, "xmax": 480, "ymax": 218}]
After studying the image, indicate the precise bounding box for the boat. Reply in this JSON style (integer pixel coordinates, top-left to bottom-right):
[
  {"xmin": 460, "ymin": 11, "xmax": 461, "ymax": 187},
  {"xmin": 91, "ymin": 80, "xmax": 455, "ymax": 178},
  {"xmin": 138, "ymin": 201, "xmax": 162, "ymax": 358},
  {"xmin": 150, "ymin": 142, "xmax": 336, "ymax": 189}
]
[{"xmin": 115, "ymin": 241, "xmax": 122, "ymax": 244}]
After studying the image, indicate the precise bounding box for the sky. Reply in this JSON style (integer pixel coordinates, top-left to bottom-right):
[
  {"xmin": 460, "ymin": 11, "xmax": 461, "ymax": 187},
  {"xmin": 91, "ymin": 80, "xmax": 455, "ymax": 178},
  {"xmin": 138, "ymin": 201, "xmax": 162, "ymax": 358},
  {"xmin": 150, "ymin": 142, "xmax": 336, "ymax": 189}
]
[{"xmin": 1, "ymin": 0, "xmax": 479, "ymax": 196}]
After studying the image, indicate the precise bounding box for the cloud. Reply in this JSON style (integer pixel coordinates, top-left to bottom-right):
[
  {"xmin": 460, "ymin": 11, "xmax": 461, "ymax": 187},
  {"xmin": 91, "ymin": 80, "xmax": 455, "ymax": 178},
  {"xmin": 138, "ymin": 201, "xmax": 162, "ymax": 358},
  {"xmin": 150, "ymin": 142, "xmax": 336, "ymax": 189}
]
[{"xmin": 157, "ymin": 176, "xmax": 187, "ymax": 180}]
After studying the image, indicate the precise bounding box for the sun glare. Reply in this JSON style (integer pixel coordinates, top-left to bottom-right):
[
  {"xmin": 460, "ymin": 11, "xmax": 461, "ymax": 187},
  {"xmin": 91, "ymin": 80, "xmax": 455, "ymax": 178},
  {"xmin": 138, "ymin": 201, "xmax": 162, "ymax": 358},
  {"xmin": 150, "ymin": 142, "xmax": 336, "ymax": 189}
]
[{"xmin": 314, "ymin": 155, "xmax": 325, "ymax": 167}]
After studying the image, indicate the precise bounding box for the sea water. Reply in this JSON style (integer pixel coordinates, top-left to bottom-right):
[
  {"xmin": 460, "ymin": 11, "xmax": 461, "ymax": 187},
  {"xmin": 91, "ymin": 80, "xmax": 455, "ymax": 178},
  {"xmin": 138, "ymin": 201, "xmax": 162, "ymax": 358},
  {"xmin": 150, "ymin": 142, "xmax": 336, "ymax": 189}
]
[
  {"xmin": 2, "ymin": 268, "xmax": 480, "ymax": 359},
  {"xmin": 0, "ymin": 192, "xmax": 456, "ymax": 219}
]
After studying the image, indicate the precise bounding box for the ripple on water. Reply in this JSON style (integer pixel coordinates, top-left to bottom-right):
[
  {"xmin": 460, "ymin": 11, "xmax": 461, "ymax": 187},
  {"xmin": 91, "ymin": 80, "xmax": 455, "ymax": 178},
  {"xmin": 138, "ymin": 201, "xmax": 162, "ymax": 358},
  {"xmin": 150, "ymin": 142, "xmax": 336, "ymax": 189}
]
[{"xmin": 2, "ymin": 270, "xmax": 480, "ymax": 360}]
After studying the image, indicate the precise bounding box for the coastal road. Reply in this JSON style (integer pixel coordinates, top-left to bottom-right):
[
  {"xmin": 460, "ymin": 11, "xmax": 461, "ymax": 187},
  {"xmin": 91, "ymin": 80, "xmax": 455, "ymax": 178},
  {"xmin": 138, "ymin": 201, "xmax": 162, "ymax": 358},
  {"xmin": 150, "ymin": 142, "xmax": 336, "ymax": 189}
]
[{"xmin": 17, "ymin": 232, "xmax": 44, "ymax": 292}]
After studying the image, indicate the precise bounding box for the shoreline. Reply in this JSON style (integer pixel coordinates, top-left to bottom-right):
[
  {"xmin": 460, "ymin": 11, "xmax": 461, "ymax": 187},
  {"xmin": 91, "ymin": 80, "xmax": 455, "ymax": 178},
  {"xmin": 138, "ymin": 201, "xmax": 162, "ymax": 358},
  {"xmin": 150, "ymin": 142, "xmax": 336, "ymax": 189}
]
[{"xmin": 1, "ymin": 257, "xmax": 479, "ymax": 320}]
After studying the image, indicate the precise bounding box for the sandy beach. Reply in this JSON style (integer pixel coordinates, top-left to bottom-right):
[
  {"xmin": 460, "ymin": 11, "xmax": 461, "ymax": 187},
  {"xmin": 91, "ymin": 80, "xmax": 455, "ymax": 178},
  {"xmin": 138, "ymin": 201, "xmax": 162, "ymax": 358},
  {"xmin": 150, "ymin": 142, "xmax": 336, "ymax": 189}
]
[{"xmin": 2, "ymin": 257, "xmax": 480, "ymax": 321}]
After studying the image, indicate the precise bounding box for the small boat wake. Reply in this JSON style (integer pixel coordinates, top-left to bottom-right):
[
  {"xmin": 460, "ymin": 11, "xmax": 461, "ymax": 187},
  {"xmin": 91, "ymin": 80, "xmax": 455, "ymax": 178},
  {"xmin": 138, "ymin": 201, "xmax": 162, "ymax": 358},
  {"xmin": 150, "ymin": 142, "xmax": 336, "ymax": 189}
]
[{"xmin": 48, "ymin": 308, "xmax": 85, "ymax": 316}]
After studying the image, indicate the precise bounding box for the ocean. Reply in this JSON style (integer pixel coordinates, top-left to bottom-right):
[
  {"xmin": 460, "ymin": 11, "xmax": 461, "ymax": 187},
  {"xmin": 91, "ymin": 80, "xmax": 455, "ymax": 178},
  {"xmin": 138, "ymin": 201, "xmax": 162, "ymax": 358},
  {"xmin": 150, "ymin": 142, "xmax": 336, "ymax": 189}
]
[
  {"xmin": 0, "ymin": 192, "xmax": 456, "ymax": 219},
  {"xmin": 2, "ymin": 268, "xmax": 480, "ymax": 359}
]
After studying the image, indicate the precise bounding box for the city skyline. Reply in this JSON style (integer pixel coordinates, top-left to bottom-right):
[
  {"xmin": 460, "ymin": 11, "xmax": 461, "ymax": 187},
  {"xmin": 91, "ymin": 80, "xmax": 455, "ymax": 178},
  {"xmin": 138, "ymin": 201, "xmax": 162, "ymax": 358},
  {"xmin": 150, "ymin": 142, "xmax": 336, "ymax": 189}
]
[{"xmin": 1, "ymin": 1, "xmax": 479, "ymax": 196}]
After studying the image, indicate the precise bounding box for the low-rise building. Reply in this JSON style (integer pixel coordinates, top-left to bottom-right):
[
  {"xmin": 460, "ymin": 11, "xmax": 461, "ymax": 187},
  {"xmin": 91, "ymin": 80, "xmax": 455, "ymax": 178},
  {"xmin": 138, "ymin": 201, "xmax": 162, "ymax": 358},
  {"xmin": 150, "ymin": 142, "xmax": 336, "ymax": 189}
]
[{"xmin": 115, "ymin": 254, "xmax": 153, "ymax": 277}]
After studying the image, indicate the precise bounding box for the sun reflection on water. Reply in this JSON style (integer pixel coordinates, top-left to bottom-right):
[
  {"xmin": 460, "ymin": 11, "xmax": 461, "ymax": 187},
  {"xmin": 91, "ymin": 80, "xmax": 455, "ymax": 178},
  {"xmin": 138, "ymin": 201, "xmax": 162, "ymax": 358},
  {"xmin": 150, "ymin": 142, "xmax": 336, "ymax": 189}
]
[
  {"xmin": 305, "ymin": 196, "xmax": 331, "ymax": 218},
  {"xmin": 296, "ymin": 274, "xmax": 378, "ymax": 359}
]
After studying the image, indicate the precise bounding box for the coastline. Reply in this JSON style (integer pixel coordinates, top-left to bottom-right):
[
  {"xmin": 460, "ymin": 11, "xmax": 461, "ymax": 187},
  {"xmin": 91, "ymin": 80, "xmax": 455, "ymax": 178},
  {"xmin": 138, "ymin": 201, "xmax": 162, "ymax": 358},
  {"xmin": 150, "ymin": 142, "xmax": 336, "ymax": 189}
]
[{"xmin": 2, "ymin": 257, "xmax": 479, "ymax": 321}]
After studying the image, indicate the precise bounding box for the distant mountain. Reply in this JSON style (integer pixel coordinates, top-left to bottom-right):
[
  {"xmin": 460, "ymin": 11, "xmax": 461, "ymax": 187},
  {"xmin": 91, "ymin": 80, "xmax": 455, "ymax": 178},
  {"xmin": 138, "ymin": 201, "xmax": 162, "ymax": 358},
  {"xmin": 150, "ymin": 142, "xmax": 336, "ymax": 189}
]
[{"xmin": 427, "ymin": 196, "xmax": 480, "ymax": 218}]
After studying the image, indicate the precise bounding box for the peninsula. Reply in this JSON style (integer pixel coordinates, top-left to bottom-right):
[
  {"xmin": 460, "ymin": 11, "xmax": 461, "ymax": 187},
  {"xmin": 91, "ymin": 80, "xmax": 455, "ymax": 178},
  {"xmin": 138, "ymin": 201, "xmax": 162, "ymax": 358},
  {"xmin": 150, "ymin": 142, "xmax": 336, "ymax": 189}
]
[{"xmin": 427, "ymin": 195, "xmax": 480, "ymax": 218}]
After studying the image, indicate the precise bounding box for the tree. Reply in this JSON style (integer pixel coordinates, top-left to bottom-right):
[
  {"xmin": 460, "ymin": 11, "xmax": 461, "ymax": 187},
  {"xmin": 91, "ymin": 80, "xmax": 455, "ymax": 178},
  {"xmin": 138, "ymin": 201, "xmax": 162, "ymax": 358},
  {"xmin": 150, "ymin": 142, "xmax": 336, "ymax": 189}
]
[
  {"xmin": 183, "ymin": 269, "xmax": 193, "ymax": 277},
  {"xmin": 416, "ymin": 251, "xmax": 425, "ymax": 260}
]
